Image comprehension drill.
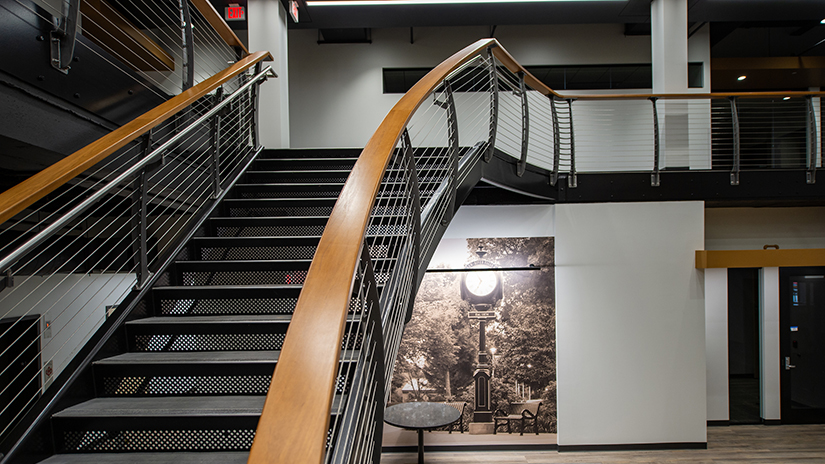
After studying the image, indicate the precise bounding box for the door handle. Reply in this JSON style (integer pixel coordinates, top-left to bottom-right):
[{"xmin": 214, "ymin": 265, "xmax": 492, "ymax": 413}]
[{"xmin": 785, "ymin": 356, "xmax": 796, "ymax": 370}]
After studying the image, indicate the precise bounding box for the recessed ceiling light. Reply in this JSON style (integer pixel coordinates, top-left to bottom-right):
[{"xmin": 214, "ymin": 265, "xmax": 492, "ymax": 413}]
[
  {"xmin": 307, "ymin": 0, "xmax": 627, "ymax": 5},
  {"xmin": 783, "ymin": 96, "xmax": 791, "ymax": 100},
  {"xmin": 821, "ymin": 18, "xmax": 825, "ymax": 24},
  {"xmin": 737, "ymin": 75, "xmax": 747, "ymax": 81}
]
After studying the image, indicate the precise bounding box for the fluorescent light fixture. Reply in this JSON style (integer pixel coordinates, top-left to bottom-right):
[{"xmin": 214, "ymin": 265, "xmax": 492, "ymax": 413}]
[
  {"xmin": 308, "ymin": 0, "xmax": 626, "ymax": 6},
  {"xmin": 737, "ymin": 75, "xmax": 747, "ymax": 81}
]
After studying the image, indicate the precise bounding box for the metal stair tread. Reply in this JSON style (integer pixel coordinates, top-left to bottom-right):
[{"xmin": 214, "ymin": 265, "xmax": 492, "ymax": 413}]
[
  {"xmin": 36, "ymin": 451, "xmax": 250, "ymax": 464},
  {"xmin": 125, "ymin": 314, "xmax": 293, "ymax": 325},
  {"xmin": 94, "ymin": 351, "xmax": 281, "ymax": 365},
  {"xmin": 52, "ymin": 396, "xmax": 266, "ymax": 418},
  {"xmin": 53, "ymin": 395, "xmax": 346, "ymax": 419},
  {"xmin": 173, "ymin": 259, "xmax": 313, "ymax": 269},
  {"xmin": 223, "ymin": 197, "xmax": 339, "ymax": 202},
  {"xmin": 234, "ymin": 182, "xmax": 345, "ymax": 187}
]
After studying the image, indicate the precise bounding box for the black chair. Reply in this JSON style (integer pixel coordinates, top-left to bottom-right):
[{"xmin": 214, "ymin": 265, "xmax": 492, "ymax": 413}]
[{"xmin": 493, "ymin": 400, "xmax": 542, "ymax": 435}]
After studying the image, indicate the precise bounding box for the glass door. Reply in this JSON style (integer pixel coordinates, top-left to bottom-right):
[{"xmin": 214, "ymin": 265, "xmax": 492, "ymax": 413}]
[{"xmin": 779, "ymin": 267, "xmax": 825, "ymax": 423}]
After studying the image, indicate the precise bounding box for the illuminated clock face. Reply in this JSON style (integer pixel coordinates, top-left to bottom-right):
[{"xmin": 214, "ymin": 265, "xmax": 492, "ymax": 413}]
[{"xmin": 465, "ymin": 270, "xmax": 498, "ymax": 297}]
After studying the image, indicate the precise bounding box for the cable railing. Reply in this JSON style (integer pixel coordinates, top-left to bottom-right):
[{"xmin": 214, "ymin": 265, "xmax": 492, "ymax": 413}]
[
  {"xmin": 0, "ymin": 30, "xmax": 822, "ymax": 464},
  {"xmin": 14, "ymin": 0, "xmax": 247, "ymax": 100},
  {"xmin": 0, "ymin": 50, "xmax": 272, "ymax": 456},
  {"xmin": 246, "ymin": 38, "xmax": 825, "ymax": 464}
]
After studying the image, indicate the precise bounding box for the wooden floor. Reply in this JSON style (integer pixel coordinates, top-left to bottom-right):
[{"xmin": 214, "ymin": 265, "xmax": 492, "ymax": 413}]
[{"xmin": 381, "ymin": 424, "xmax": 825, "ymax": 463}]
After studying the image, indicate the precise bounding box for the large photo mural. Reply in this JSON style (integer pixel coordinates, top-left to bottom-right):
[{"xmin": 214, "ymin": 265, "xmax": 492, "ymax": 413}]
[{"xmin": 390, "ymin": 237, "xmax": 556, "ymax": 433}]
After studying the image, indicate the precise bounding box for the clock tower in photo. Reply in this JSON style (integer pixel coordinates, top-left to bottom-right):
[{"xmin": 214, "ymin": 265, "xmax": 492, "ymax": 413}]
[{"xmin": 460, "ymin": 246, "xmax": 502, "ymax": 431}]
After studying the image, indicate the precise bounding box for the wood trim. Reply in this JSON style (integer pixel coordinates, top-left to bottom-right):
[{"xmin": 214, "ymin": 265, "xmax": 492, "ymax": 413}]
[
  {"xmin": 81, "ymin": 0, "xmax": 175, "ymax": 72},
  {"xmin": 696, "ymin": 249, "xmax": 825, "ymax": 269},
  {"xmin": 189, "ymin": 0, "xmax": 250, "ymax": 56},
  {"xmin": 0, "ymin": 51, "xmax": 271, "ymax": 226},
  {"xmin": 247, "ymin": 38, "xmax": 498, "ymax": 464}
]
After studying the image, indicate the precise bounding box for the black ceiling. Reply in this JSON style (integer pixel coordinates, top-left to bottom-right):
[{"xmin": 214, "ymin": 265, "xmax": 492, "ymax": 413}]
[{"xmin": 283, "ymin": 0, "xmax": 825, "ymax": 30}]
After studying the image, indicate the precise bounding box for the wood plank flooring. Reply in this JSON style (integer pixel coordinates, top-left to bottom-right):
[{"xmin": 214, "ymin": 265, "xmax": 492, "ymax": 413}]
[{"xmin": 381, "ymin": 425, "xmax": 825, "ymax": 463}]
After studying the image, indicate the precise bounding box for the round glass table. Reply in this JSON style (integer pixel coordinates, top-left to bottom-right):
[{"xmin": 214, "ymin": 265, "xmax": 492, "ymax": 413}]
[{"xmin": 384, "ymin": 402, "xmax": 461, "ymax": 464}]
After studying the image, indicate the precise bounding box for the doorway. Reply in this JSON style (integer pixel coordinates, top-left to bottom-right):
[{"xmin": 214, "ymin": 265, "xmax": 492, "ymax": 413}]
[
  {"xmin": 779, "ymin": 267, "xmax": 825, "ymax": 423},
  {"xmin": 728, "ymin": 268, "xmax": 761, "ymax": 424}
]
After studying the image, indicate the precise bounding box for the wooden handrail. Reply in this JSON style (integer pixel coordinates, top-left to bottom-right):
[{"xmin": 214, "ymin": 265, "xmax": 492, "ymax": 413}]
[
  {"xmin": 247, "ymin": 37, "xmax": 825, "ymax": 463},
  {"xmin": 190, "ymin": 0, "xmax": 250, "ymax": 56},
  {"xmin": 0, "ymin": 51, "xmax": 271, "ymax": 226},
  {"xmin": 247, "ymin": 38, "xmax": 499, "ymax": 464}
]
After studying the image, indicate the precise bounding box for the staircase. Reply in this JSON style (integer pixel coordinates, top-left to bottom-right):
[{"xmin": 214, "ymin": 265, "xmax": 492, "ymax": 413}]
[{"xmin": 36, "ymin": 148, "xmax": 361, "ymax": 464}]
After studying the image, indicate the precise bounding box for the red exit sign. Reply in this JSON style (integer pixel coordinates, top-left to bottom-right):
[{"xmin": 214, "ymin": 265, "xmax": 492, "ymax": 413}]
[{"xmin": 225, "ymin": 4, "xmax": 245, "ymax": 21}]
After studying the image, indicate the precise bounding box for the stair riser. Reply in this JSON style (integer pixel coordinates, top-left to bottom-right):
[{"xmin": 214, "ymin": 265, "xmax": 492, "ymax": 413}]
[
  {"xmin": 52, "ymin": 418, "xmax": 259, "ymax": 453},
  {"xmin": 250, "ymin": 159, "xmax": 357, "ymax": 171}
]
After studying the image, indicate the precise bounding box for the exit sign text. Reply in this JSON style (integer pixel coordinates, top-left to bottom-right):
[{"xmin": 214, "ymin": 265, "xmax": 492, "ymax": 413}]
[{"xmin": 225, "ymin": 4, "xmax": 245, "ymax": 21}]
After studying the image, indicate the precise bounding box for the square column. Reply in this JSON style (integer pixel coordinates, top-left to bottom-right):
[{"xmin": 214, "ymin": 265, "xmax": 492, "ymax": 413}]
[{"xmin": 651, "ymin": 0, "xmax": 690, "ymax": 169}]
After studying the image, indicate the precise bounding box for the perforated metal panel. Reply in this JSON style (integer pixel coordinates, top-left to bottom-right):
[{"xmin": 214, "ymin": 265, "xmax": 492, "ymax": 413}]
[
  {"xmin": 215, "ymin": 225, "xmax": 326, "ymax": 237},
  {"xmin": 238, "ymin": 189, "xmax": 341, "ymax": 199},
  {"xmin": 102, "ymin": 375, "xmax": 272, "ymax": 396},
  {"xmin": 158, "ymin": 297, "xmax": 297, "ymax": 315},
  {"xmin": 182, "ymin": 271, "xmax": 306, "ymax": 286},
  {"xmin": 61, "ymin": 428, "xmax": 256, "ymax": 452},
  {"xmin": 216, "ymin": 225, "xmax": 326, "ymax": 237},
  {"xmin": 228, "ymin": 206, "xmax": 334, "ymax": 217},
  {"xmin": 134, "ymin": 333, "xmax": 286, "ymax": 352},
  {"xmin": 199, "ymin": 245, "xmax": 317, "ymax": 260},
  {"xmin": 246, "ymin": 174, "xmax": 349, "ymax": 184}
]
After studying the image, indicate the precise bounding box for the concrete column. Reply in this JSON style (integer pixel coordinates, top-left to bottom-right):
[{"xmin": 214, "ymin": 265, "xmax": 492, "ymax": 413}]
[
  {"xmin": 651, "ymin": 0, "xmax": 689, "ymax": 168},
  {"xmin": 705, "ymin": 268, "xmax": 729, "ymax": 422},
  {"xmin": 248, "ymin": 0, "xmax": 290, "ymax": 148},
  {"xmin": 760, "ymin": 267, "xmax": 781, "ymax": 421},
  {"xmin": 651, "ymin": 0, "xmax": 688, "ymax": 93}
]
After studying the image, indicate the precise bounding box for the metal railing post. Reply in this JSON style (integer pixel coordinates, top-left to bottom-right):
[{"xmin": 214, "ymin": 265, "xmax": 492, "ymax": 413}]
[
  {"xmin": 517, "ymin": 72, "xmax": 529, "ymax": 177},
  {"xmin": 434, "ymin": 80, "xmax": 458, "ymax": 225},
  {"xmin": 567, "ymin": 98, "xmax": 577, "ymax": 188},
  {"xmin": 485, "ymin": 47, "xmax": 499, "ymax": 163},
  {"xmin": 729, "ymin": 96, "xmax": 740, "ymax": 186},
  {"xmin": 550, "ymin": 96, "xmax": 560, "ymax": 186},
  {"xmin": 131, "ymin": 133, "xmax": 154, "ymax": 289},
  {"xmin": 210, "ymin": 87, "xmax": 224, "ymax": 198},
  {"xmin": 650, "ymin": 97, "xmax": 661, "ymax": 187},
  {"xmin": 251, "ymin": 62, "xmax": 263, "ymax": 150},
  {"xmin": 402, "ymin": 128, "xmax": 422, "ymax": 285},
  {"xmin": 179, "ymin": 0, "xmax": 195, "ymax": 90},
  {"xmin": 807, "ymin": 95, "xmax": 818, "ymax": 184}
]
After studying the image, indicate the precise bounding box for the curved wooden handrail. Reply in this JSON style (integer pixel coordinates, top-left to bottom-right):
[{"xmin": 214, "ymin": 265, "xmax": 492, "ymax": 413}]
[
  {"xmin": 247, "ymin": 37, "xmax": 825, "ymax": 464},
  {"xmin": 190, "ymin": 0, "xmax": 250, "ymax": 56},
  {"xmin": 247, "ymin": 38, "xmax": 499, "ymax": 464},
  {"xmin": 0, "ymin": 50, "xmax": 271, "ymax": 226}
]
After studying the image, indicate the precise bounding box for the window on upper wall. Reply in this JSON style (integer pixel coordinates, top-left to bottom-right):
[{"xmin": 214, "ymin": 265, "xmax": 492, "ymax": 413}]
[{"xmin": 382, "ymin": 63, "xmax": 705, "ymax": 93}]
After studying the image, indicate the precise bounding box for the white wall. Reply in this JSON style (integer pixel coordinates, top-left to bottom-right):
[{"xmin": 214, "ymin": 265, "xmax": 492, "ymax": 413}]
[
  {"xmin": 442, "ymin": 205, "xmax": 554, "ymax": 240},
  {"xmin": 248, "ymin": 0, "xmax": 290, "ymax": 148},
  {"xmin": 288, "ymin": 24, "xmax": 651, "ymax": 149},
  {"xmin": 704, "ymin": 268, "xmax": 729, "ymax": 422},
  {"xmin": 555, "ymin": 201, "xmax": 706, "ymax": 446},
  {"xmin": 0, "ymin": 273, "xmax": 135, "ymax": 391},
  {"xmin": 705, "ymin": 206, "xmax": 825, "ymax": 250}
]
